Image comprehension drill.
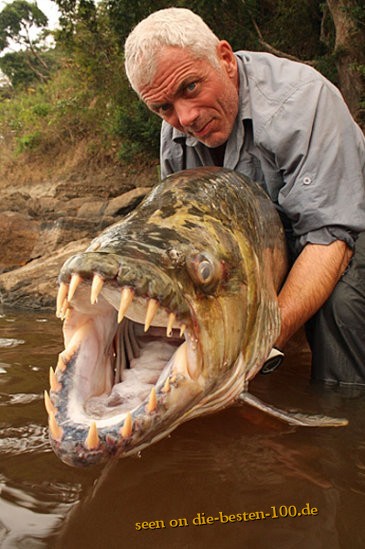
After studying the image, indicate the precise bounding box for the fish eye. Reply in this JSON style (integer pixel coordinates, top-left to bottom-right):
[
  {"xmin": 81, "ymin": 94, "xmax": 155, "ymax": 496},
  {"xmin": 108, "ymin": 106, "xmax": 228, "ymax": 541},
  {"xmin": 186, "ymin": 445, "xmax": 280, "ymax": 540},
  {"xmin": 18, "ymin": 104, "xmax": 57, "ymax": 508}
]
[
  {"xmin": 198, "ymin": 260, "xmax": 214, "ymax": 284},
  {"xmin": 186, "ymin": 252, "xmax": 221, "ymax": 291}
]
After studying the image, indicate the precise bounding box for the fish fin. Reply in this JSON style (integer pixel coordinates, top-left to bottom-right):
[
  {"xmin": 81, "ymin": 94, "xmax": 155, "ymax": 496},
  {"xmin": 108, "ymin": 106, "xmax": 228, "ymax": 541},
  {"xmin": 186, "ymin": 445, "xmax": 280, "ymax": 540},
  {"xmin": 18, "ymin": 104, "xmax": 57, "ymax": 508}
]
[{"xmin": 238, "ymin": 392, "xmax": 348, "ymax": 427}]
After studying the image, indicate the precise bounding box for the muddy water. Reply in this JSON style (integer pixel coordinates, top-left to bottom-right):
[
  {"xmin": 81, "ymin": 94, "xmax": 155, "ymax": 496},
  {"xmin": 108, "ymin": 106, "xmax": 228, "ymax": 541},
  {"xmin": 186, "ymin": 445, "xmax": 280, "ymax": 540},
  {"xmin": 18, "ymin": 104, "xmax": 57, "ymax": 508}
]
[{"xmin": 0, "ymin": 307, "xmax": 364, "ymax": 549}]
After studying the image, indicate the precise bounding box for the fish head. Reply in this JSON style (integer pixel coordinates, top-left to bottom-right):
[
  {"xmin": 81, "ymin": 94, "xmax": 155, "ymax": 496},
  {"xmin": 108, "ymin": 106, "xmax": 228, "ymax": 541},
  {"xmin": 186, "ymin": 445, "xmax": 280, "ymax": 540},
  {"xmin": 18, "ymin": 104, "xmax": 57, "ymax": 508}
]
[{"xmin": 47, "ymin": 167, "xmax": 287, "ymax": 466}]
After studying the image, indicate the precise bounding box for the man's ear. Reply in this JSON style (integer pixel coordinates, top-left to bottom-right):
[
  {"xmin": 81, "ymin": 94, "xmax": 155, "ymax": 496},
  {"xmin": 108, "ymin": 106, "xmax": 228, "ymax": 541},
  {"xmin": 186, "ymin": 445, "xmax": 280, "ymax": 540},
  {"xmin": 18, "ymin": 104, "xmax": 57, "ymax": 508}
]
[{"xmin": 216, "ymin": 40, "xmax": 237, "ymax": 79}]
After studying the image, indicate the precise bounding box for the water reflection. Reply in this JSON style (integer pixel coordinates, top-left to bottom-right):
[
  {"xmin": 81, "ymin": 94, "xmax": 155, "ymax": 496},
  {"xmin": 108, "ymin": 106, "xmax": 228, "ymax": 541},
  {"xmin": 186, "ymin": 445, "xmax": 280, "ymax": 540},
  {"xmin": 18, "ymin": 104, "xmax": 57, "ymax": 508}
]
[
  {"xmin": 0, "ymin": 307, "xmax": 365, "ymax": 548},
  {"xmin": 0, "ymin": 339, "xmax": 25, "ymax": 348}
]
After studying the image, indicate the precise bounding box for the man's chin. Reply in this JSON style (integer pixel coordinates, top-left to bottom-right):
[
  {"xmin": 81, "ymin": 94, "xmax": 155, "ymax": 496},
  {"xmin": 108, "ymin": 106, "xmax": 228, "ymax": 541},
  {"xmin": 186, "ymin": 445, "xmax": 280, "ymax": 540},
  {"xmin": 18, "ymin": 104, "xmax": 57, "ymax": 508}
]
[
  {"xmin": 191, "ymin": 130, "xmax": 227, "ymax": 148},
  {"xmin": 200, "ymin": 135, "xmax": 227, "ymax": 148}
]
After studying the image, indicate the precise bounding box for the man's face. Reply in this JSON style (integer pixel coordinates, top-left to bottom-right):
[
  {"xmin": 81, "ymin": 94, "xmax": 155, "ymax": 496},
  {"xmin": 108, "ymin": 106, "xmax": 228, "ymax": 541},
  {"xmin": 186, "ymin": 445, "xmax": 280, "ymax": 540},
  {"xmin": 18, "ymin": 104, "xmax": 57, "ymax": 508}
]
[{"xmin": 139, "ymin": 41, "xmax": 239, "ymax": 148}]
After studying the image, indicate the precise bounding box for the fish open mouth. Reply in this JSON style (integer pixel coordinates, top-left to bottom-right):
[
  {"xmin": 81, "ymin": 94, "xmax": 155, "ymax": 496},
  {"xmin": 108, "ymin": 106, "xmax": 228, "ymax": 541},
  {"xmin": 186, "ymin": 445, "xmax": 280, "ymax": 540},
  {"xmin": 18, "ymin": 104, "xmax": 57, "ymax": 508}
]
[{"xmin": 46, "ymin": 254, "xmax": 205, "ymax": 465}]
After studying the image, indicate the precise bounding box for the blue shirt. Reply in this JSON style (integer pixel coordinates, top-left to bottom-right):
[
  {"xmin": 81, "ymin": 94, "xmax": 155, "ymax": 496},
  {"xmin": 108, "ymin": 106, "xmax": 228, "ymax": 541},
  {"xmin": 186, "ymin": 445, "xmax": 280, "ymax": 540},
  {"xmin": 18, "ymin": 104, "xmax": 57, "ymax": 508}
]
[{"xmin": 160, "ymin": 51, "xmax": 365, "ymax": 253}]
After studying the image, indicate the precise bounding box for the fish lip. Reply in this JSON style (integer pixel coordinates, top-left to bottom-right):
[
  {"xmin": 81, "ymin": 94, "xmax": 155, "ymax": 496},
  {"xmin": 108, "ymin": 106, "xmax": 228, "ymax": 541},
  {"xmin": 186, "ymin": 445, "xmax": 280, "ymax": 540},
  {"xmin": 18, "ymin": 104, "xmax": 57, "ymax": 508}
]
[{"xmin": 48, "ymin": 275, "xmax": 203, "ymax": 466}]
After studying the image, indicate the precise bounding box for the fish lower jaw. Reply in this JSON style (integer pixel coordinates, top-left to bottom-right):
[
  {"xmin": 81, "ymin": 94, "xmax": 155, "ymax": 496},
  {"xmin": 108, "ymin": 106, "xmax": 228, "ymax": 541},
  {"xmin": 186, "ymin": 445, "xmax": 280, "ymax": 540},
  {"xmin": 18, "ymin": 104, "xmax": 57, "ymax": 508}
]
[{"xmin": 47, "ymin": 361, "xmax": 203, "ymax": 466}]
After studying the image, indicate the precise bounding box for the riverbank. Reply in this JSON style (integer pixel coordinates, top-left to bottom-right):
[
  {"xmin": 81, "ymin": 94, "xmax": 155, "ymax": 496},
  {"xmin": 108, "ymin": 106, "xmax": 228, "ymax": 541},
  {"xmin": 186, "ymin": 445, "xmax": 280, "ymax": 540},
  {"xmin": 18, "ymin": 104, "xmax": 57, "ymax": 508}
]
[{"xmin": 0, "ymin": 144, "xmax": 158, "ymax": 310}]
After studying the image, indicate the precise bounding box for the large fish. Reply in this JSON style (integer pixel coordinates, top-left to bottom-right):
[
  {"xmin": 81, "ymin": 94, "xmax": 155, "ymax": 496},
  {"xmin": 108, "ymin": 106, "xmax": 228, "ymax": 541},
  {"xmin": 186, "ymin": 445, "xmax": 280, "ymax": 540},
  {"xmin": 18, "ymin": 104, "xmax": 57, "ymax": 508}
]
[{"xmin": 46, "ymin": 167, "xmax": 347, "ymax": 467}]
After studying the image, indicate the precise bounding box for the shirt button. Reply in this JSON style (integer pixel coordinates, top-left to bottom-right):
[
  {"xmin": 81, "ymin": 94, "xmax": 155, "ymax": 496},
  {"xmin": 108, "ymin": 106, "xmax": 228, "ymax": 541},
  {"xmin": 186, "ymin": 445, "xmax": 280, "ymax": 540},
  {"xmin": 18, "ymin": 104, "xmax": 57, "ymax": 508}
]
[{"xmin": 303, "ymin": 176, "xmax": 312, "ymax": 185}]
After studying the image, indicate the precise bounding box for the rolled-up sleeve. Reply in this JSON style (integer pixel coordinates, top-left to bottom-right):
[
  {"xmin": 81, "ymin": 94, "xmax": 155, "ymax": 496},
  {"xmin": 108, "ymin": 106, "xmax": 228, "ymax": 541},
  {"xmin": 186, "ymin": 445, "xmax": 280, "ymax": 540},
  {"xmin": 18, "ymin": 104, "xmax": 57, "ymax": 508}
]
[{"xmin": 263, "ymin": 77, "xmax": 365, "ymax": 251}]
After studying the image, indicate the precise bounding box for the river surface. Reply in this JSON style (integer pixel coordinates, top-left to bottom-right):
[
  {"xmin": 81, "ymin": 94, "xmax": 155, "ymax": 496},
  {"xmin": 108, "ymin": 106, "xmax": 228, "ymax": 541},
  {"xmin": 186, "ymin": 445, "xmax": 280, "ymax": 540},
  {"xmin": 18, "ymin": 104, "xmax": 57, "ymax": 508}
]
[{"xmin": 0, "ymin": 306, "xmax": 364, "ymax": 548}]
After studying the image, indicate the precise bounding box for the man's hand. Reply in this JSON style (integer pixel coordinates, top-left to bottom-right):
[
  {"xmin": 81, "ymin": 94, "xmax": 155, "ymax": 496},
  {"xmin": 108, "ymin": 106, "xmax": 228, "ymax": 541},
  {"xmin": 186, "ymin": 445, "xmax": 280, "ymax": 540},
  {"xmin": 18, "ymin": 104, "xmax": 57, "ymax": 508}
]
[{"xmin": 275, "ymin": 240, "xmax": 352, "ymax": 350}]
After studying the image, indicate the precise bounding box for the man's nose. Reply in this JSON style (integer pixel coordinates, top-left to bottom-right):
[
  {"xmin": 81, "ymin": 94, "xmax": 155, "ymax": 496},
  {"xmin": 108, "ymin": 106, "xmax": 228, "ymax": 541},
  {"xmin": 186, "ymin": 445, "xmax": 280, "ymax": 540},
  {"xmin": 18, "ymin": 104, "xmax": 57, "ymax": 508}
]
[{"xmin": 174, "ymin": 100, "xmax": 199, "ymax": 128}]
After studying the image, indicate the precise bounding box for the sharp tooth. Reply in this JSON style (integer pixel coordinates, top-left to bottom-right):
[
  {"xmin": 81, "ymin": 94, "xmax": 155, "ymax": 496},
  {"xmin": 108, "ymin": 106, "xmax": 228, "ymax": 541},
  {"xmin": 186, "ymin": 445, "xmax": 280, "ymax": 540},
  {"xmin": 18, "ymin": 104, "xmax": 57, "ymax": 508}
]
[
  {"xmin": 49, "ymin": 367, "xmax": 61, "ymax": 392},
  {"xmin": 146, "ymin": 386, "xmax": 157, "ymax": 413},
  {"xmin": 162, "ymin": 377, "xmax": 170, "ymax": 393},
  {"xmin": 68, "ymin": 274, "xmax": 82, "ymax": 302},
  {"xmin": 173, "ymin": 341, "xmax": 200, "ymax": 379},
  {"xmin": 186, "ymin": 343, "xmax": 202, "ymax": 381},
  {"xmin": 144, "ymin": 299, "xmax": 159, "ymax": 332},
  {"xmin": 44, "ymin": 390, "xmax": 56, "ymax": 415},
  {"xmin": 61, "ymin": 305, "xmax": 71, "ymax": 321},
  {"xmin": 49, "ymin": 412, "xmax": 63, "ymax": 441},
  {"xmin": 85, "ymin": 421, "xmax": 100, "ymax": 450},
  {"xmin": 56, "ymin": 282, "xmax": 68, "ymax": 318},
  {"xmin": 90, "ymin": 274, "xmax": 104, "ymax": 304},
  {"xmin": 174, "ymin": 342, "xmax": 188, "ymax": 375},
  {"xmin": 56, "ymin": 354, "xmax": 67, "ymax": 373},
  {"xmin": 59, "ymin": 299, "xmax": 70, "ymax": 321},
  {"xmin": 180, "ymin": 324, "xmax": 186, "ymax": 338},
  {"xmin": 166, "ymin": 312, "xmax": 176, "ymax": 337},
  {"xmin": 120, "ymin": 412, "xmax": 133, "ymax": 438},
  {"xmin": 118, "ymin": 287, "xmax": 134, "ymax": 323},
  {"xmin": 63, "ymin": 334, "xmax": 81, "ymax": 362}
]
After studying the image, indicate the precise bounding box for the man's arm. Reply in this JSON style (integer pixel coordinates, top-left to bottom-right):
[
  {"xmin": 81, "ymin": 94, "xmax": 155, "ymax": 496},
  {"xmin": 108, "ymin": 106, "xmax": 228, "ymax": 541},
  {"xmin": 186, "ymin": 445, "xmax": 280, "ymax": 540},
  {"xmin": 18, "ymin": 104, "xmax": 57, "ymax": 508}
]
[{"xmin": 275, "ymin": 240, "xmax": 352, "ymax": 349}]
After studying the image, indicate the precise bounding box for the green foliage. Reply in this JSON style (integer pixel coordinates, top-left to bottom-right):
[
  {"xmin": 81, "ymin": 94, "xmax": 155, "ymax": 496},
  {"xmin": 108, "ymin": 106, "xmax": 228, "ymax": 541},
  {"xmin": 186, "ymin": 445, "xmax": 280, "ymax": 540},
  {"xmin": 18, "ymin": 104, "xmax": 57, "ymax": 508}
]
[
  {"xmin": 113, "ymin": 96, "xmax": 161, "ymax": 162},
  {"xmin": 53, "ymin": 0, "xmax": 97, "ymax": 47},
  {"xmin": 105, "ymin": 0, "xmax": 261, "ymax": 51},
  {"xmin": 0, "ymin": 48, "xmax": 57, "ymax": 88},
  {"xmin": 0, "ymin": 0, "xmax": 52, "ymax": 87},
  {"xmin": 261, "ymin": 0, "xmax": 325, "ymax": 59},
  {"xmin": 1, "ymin": 0, "xmax": 364, "ymax": 170},
  {"xmin": 16, "ymin": 129, "xmax": 41, "ymax": 152},
  {"xmin": 0, "ymin": 0, "xmax": 48, "ymax": 50},
  {"xmin": 313, "ymin": 54, "xmax": 339, "ymax": 86},
  {"xmin": 350, "ymin": 63, "xmax": 365, "ymax": 77},
  {"xmin": 0, "ymin": 50, "xmax": 36, "ymax": 87},
  {"xmin": 341, "ymin": 1, "xmax": 365, "ymax": 29}
]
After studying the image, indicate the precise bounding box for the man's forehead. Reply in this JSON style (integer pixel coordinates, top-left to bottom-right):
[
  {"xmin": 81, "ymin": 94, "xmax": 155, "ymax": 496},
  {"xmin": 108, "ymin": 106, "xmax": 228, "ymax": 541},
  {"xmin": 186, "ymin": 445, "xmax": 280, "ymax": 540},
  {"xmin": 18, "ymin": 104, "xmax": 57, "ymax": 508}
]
[{"xmin": 140, "ymin": 49, "xmax": 209, "ymax": 102}]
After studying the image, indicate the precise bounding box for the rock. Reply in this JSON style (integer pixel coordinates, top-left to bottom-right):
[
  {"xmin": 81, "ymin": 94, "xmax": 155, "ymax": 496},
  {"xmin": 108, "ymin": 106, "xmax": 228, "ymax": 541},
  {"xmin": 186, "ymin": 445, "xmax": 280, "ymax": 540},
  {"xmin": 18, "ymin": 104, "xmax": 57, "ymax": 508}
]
[
  {"xmin": 0, "ymin": 212, "xmax": 40, "ymax": 272},
  {"xmin": 0, "ymin": 239, "xmax": 89, "ymax": 310},
  {"xmin": 27, "ymin": 196, "xmax": 61, "ymax": 218},
  {"xmin": 32, "ymin": 217, "xmax": 109, "ymax": 258},
  {"xmin": 77, "ymin": 200, "xmax": 107, "ymax": 218},
  {"xmin": 104, "ymin": 187, "xmax": 151, "ymax": 217},
  {"xmin": 0, "ymin": 192, "xmax": 31, "ymax": 213},
  {"xmin": 0, "ymin": 163, "xmax": 158, "ymax": 310}
]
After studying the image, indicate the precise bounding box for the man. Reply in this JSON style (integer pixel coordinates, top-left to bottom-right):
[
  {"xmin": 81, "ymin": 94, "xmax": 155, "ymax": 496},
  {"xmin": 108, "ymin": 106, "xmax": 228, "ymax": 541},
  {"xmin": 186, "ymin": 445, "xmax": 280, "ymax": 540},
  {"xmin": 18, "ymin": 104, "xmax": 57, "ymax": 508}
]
[{"xmin": 124, "ymin": 7, "xmax": 365, "ymax": 385}]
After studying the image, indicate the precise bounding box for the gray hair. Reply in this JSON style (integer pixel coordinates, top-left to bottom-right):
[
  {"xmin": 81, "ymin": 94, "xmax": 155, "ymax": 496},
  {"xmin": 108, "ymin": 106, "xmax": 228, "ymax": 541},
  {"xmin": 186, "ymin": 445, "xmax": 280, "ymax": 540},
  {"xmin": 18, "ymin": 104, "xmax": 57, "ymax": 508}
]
[{"xmin": 124, "ymin": 7, "xmax": 220, "ymax": 94}]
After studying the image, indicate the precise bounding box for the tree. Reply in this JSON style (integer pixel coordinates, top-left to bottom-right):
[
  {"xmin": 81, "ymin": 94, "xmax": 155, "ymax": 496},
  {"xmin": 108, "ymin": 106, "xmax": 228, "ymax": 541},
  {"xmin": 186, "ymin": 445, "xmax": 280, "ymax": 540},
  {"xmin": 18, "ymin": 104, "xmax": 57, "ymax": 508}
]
[
  {"xmin": 326, "ymin": 0, "xmax": 365, "ymax": 126},
  {"xmin": 53, "ymin": 0, "xmax": 97, "ymax": 45},
  {"xmin": 0, "ymin": 0, "xmax": 50, "ymax": 85}
]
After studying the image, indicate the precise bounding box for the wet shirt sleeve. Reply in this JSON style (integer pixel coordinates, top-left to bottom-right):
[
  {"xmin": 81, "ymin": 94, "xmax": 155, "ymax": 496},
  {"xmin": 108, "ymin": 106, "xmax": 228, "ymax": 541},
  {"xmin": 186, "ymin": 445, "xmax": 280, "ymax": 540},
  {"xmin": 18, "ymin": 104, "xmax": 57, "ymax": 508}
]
[{"xmin": 260, "ymin": 77, "xmax": 365, "ymax": 252}]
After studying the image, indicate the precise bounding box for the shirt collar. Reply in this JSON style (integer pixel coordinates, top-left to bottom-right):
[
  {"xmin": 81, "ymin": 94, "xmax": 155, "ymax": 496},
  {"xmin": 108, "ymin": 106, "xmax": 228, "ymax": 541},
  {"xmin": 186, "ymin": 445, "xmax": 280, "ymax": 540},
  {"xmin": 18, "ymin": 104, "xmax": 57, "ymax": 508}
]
[{"xmin": 235, "ymin": 52, "xmax": 252, "ymax": 120}]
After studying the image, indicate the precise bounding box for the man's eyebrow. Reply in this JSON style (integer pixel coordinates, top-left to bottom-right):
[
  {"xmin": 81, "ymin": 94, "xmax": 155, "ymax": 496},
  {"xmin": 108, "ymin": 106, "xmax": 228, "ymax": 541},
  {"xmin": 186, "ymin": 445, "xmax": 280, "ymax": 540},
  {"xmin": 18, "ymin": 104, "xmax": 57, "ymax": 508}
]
[
  {"xmin": 150, "ymin": 101, "xmax": 170, "ymax": 112},
  {"xmin": 176, "ymin": 77, "xmax": 198, "ymax": 93},
  {"xmin": 149, "ymin": 76, "xmax": 199, "ymax": 110}
]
